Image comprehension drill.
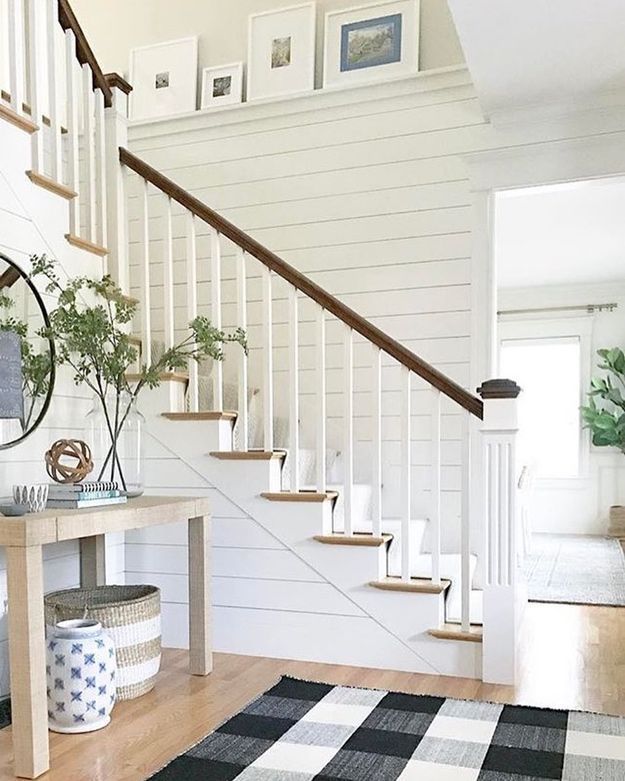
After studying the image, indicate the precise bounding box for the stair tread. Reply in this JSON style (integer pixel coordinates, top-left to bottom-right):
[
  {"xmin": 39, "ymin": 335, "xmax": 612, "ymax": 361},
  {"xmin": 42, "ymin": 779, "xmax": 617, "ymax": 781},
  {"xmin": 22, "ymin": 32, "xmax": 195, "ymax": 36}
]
[
  {"xmin": 163, "ymin": 411, "xmax": 237, "ymax": 421},
  {"xmin": 210, "ymin": 450, "xmax": 286, "ymax": 461},
  {"xmin": 428, "ymin": 624, "xmax": 483, "ymax": 643},
  {"xmin": 26, "ymin": 170, "xmax": 77, "ymax": 200},
  {"xmin": 125, "ymin": 372, "xmax": 188, "ymax": 383},
  {"xmin": 314, "ymin": 533, "xmax": 393, "ymax": 547},
  {"xmin": 0, "ymin": 103, "xmax": 38, "ymax": 133},
  {"xmin": 370, "ymin": 577, "xmax": 451, "ymax": 594},
  {"xmin": 65, "ymin": 233, "xmax": 108, "ymax": 257},
  {"xmin": 262, "ymin": 491, "xmax": 338, "ymax": 503}
]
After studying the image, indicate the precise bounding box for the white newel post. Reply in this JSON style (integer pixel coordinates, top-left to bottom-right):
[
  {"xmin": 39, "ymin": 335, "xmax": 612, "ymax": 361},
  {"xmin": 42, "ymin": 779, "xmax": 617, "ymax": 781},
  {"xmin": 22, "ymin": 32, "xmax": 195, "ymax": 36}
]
[
  {"xmin": 477, "ymin": 378, "xmax": 525, "ymax": 685},
  {"xmin": 104, "ymin": 75, "xmax": 131, "ymax": 291}
]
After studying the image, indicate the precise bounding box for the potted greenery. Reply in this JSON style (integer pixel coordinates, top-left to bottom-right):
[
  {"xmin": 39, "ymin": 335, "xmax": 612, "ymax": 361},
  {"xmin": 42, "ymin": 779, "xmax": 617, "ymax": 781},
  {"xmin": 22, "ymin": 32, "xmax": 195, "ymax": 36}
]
[
  {"xmin": 581, "ymin": 347, "xmax": 625, "ymax": 535},
  {"xmin": 31, "ymin": 255, "xmax": 246, "ymax": 495}
]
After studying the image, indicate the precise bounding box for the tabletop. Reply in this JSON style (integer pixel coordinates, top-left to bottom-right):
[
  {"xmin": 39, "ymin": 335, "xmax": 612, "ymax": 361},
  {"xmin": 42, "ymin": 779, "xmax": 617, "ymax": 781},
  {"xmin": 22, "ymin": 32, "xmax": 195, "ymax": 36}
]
[{"xmin": 0, "ymin": 495, "xmax": 211, "ymax": 547}]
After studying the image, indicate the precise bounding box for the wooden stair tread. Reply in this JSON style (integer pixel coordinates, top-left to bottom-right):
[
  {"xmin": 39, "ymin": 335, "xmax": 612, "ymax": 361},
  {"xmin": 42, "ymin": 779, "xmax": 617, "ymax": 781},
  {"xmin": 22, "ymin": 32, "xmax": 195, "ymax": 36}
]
[
  {"xmin": 0, "ymin": 103, "xmax": 38, "ymax": 134},
  {"xmin": 65, "ymin": 233, "xmax": 108, "ymax": 257},
  {"xmin": 370, "ymin": 577, "xmax": 451, "ymax": 595},
  {"xmin": 314, "ymin": 533, "xmax": 393, "ymax": 548},
  {"xmin": 210, "ymin": 450, "xmax": 286, "ymax": 461},
  {"xmin": 125, "ymin": 372, "xmax": 188, "ymax": 384},
  {"xmin": 26, "ymin": 170, "xmax": 77, "ymax": 200},
  {"xmin": 428, "ymin": 624, "xmax": 483, "ymax": 643},
  {"xmin": 261, "ymin": 491, "xmax": 338, "ymax": 503},
  {"xmin": 163, "ymin": 411, "xmax": 237, "ymax": 422}
]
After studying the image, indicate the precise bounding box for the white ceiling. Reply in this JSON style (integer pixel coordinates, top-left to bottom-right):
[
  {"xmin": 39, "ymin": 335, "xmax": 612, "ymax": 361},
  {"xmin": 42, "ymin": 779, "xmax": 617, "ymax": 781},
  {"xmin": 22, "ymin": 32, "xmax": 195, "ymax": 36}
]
[
  {"xmin": 496, "ymin": 178, "xmax": 625, "ymax": 289},
  {"xmin": 447, "ymin": 0, "xmax": 625, "ymax": 115}
]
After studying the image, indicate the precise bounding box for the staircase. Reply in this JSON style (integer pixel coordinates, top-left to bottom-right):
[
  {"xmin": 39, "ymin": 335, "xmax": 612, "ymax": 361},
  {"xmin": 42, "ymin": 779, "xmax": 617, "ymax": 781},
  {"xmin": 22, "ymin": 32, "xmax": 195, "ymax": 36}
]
[{"xmin": 0, "ymin": 0, "xmax": 525, "ymax": 686}]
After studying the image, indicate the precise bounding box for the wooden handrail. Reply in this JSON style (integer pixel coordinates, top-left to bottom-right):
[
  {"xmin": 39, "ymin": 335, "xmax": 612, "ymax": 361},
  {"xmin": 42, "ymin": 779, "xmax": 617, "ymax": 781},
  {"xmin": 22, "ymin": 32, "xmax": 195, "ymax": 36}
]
[
  {"xmin": 120, "ymin": 147, "xmax": 484, "ymax": 419},
  {"xmin": 57, "ymin": 0, "xmax": 113, "ymax": 108}
]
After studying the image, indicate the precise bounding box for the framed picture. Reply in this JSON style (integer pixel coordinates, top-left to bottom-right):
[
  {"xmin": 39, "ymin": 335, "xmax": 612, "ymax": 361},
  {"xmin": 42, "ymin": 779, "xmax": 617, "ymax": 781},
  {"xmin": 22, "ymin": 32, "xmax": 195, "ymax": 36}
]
[
  {"xmin": 201, "ymin": 63, "xmax": 244, "ymax": 109},
  {"xmin": 129, "ymin": 37, "xmax": 198, "ymax": 121},
  {"xmin": 323, "ymin": 0, "xmax": 419, "ymax": 88},
  {"xmin": 248, "ymin": 3, "xmax": 316, "ymax": 101}
]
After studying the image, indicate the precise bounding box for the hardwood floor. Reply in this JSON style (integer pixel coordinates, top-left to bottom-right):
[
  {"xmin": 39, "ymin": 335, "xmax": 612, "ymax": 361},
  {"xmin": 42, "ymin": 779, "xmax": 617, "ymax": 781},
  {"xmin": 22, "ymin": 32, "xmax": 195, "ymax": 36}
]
[{"xmin": 0, "ymin": 602, "xmax": 623, "ymax": 780}]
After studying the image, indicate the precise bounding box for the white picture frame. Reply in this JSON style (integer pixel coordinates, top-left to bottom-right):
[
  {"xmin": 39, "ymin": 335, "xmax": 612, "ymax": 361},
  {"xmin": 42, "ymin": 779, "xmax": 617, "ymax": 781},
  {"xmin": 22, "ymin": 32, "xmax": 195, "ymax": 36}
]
[
  {"xmin": 201, "ymin": 63, "xmax": 244, "ymax": 109},
  {"xmin": 129, "ymin": 36, "xmax": 198, "ymax": 121},
  {"xmin": 323, "ymin": 0, "xmax": 419, "ymax": 89},
  {"xmin": 248, "ymin": 3, "xmax": 316, "ymax": 101}
]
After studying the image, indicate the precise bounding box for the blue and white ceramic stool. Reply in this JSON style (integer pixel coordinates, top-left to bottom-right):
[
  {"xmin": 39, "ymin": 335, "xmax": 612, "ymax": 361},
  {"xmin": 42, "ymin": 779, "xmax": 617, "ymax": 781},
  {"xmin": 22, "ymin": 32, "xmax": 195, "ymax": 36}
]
[{"xmin": 45, "ymin": 619, "xmax": 116, "ymax": 733}]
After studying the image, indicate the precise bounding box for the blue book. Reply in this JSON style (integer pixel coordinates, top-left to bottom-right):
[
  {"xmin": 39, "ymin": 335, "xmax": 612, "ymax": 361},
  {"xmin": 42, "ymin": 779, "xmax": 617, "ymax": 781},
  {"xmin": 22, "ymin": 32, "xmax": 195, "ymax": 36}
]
[
  {"xmin": 47, "ymin": 489, "xmax": 121, "ymax": 501},
  {"xmin": 46, "ymin": 496, "xmax": 128, "ymax": 509}
]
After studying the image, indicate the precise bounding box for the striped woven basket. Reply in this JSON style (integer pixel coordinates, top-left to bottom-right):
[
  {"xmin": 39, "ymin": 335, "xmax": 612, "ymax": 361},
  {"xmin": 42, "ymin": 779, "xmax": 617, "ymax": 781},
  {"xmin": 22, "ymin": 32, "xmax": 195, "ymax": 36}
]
[{"xmin": 44, "ymin": 585, "xmax": 161, "ymax": 701}]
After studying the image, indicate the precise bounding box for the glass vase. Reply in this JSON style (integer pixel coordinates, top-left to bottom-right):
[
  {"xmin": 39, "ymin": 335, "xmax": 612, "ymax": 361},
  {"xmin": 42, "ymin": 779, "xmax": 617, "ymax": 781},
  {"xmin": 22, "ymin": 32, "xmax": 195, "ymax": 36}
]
[{"xmin": 85, "ymin": 391, "xmax": 145, "ymax": 497}]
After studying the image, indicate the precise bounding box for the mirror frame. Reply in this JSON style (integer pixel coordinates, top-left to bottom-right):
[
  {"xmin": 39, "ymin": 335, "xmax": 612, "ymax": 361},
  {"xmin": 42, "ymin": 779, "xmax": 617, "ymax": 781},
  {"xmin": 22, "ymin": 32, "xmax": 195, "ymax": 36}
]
[{"xmin": 0, "ymin": 252, "xmax": 56, "ymax": 450}]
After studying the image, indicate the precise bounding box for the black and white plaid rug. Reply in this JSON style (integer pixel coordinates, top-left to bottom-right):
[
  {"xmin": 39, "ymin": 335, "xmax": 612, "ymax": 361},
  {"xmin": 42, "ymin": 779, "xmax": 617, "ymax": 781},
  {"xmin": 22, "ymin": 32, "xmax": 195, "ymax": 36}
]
[{"xmin": 150, "ymin": 676, "xmax": 625, "ymax": 780}]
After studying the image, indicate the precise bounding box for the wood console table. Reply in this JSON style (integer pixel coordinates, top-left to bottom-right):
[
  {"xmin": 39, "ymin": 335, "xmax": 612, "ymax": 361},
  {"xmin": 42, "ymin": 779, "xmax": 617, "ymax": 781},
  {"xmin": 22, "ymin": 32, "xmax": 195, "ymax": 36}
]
[{"xmin": 0, "ymin": 496, "xmax": 211, "ymax": 779}]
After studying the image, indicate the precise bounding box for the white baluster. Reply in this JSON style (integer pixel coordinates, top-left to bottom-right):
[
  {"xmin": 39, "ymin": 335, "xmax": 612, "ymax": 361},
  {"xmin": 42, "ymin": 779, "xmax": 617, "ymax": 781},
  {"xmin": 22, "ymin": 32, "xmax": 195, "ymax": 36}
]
[
  {"xmin": 64, "ymin": 29, "xmax": 79, "ymax": 236},
  {"xmin": 288, "ymin": 286, "xmax": 300, "ymax": 491},
  {"xmin": 186, "ymin": 212, "xmax": 199, "ymax": 413},
  {"xmin": 316, "ymin": 306, "xmax": 326, "ymax": 493},
  {"xmin": 94, "ymin": 87, "xmax": 108, "ymax": 254},
  {"xmin": 27, "ymin": 0, "xmax": 42, "ymax": 171},
  {"xmin": 140, "ymin": 178, "xmax": 152, "ymax": 367},
  {"xmin": 82, "ymin": 63, "xmax": 96, "ymax": 241},
  {"xmin": 8, "ymin": 0, "xmax": 24, "ymax": 114},
  {"xmin": 261, "ymin": 266, "xmax": 273, "ymax": 451},
  {"xmin": 461, "ymin": 408, "xmax": 472, "ymax": 633},
  {"xmin": 235, "ymin": 246, "xmax": 248, "ymax": 449},
  {"xmin": 343, "ymin": 326, "xmax": 354, "ymax": 535},
  {"xmin": 400, "ymin": 366, "xmax": 411, "ymax": 579},
  {"xmin": 371, "ymin": 346, "xmax": 382, "ymax": 538},
  {"xmin": 210, "ymin": 229, "xmax": 223, "ymax": 410},
  {"xmin": 45, "ymin": 0, "xmax": 61, "ymax": 180},
  {"xmin": 163, "ymin": 196, "xmax": 174, "ymax": 350},
  {"xmin": 430, "ymin": 388, "xmax": 442, "ymax": 585}
]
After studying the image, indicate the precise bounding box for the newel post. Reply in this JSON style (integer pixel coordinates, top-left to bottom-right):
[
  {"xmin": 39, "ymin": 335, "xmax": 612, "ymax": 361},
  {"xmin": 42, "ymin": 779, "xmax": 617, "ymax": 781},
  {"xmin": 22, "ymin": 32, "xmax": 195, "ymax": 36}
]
[
  {"xmin": 104, "ymin": 73, "xmax": 131, "ymax": 293},
  {"xmin": 477, "ymin": 378, "xmax": 525, "ymax": 685}
]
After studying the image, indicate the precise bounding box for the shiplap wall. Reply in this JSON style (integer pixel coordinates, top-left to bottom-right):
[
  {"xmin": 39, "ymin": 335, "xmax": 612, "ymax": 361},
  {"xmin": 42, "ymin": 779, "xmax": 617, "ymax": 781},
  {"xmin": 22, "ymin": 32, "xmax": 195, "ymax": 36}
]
[
  {"xmin": 126, "ymin": 68, "xmax": 481, "ymax": 534},
  {"xmin": 0, "ymin": 126, "xmax": 122, "ymax": 698}
]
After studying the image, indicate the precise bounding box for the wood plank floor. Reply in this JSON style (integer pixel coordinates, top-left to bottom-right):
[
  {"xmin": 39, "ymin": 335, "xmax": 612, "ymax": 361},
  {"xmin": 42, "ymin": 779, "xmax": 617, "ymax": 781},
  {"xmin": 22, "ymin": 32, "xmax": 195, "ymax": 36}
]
[{"xmin": 0, "ymin": 602, "xmax": 623, "ymax": 780}]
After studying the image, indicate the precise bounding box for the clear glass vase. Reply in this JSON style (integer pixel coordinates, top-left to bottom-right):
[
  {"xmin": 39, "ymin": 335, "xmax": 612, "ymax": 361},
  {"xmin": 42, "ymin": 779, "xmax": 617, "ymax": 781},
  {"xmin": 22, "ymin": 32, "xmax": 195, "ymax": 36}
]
[{"xmin": 85, "ymin": 391, "xmax": 145, "ymax": 497}]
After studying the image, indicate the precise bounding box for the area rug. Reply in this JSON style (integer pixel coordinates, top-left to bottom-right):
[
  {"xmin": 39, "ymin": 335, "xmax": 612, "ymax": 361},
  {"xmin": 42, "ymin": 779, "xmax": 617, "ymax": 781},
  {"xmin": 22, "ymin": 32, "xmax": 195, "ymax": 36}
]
[
  {"xmin": 525, "ymin": 534, "xmax": 625, "ymax": 607},
  {"xmin": 149, "ymin": 676, "xmax": 625, "ymax": 780}
]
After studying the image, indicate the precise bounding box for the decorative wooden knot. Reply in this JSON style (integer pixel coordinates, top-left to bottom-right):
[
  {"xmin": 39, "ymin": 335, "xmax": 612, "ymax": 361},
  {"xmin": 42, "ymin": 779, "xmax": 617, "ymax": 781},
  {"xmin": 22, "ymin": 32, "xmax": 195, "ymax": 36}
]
[{"xmin": 45, "ymin": 439, "xmax": 94, "ymax": 484}]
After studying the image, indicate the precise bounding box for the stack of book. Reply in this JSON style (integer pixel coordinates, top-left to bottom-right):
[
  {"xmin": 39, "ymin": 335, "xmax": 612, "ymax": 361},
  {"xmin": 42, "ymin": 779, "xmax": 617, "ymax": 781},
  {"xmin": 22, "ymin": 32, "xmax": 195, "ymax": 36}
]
[{"xmin": 46, "ymin": 481, "xmax": 128, "ymax": 509}]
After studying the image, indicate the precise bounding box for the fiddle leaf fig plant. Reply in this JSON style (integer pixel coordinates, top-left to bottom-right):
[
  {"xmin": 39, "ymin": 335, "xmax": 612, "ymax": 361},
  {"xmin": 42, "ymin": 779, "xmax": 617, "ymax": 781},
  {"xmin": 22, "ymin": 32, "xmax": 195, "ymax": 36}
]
[
  {"xmin": 581, "ymin": 347, "xmax": 625, "ymax": 454},
  {"xmin": 30, "ymin": 254, "xmax": 247, "ymax": 490}
]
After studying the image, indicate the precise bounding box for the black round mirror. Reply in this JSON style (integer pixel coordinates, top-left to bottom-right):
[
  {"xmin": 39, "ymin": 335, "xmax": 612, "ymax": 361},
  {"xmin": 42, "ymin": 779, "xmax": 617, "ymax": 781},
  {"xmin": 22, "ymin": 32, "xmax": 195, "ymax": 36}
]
[{"xmin": 0, "ymin": 252, "xmax": 55, "ymax": 449}]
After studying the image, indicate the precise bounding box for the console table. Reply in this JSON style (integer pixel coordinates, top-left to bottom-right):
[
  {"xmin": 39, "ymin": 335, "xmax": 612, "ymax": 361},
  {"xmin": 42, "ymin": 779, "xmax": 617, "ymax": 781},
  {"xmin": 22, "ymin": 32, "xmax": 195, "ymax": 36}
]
[{"xmin": 0, "ymin": 495, "xmax": 211, "ymax": 779}]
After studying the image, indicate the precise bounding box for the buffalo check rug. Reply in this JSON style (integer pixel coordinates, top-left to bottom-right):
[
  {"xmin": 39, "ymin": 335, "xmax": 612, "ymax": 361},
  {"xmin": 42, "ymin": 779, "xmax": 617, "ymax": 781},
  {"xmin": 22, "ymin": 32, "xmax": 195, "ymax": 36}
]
[{"xmin": 149, "ymin": 676, "xmax": 625, "ymax": 780}]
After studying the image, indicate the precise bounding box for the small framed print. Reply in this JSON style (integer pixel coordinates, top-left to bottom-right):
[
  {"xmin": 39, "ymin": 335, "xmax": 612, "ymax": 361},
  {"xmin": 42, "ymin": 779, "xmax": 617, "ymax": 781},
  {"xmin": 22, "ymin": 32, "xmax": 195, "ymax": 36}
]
[
  {"xmin": 248, "ymin": 3, "xmax": 316, "ymax": 101},
  {"xmin": 129, "ymin": 37, "xmax": 198, "ymax": 120},
  {"xmin": 201, "ymin": 63, "xmax": 244, "ymax": 109},
  {"xmin": 324, "ymin": 1, "xmax": 419, "ymax": 89}
]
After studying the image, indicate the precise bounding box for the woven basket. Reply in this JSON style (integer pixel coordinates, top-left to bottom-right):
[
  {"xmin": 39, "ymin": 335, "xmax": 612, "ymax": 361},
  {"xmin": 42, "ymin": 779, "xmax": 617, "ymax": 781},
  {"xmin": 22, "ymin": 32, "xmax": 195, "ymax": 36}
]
[{"xmin": 44, "ymin": 585, "xmax": 161, "ymax": 701}]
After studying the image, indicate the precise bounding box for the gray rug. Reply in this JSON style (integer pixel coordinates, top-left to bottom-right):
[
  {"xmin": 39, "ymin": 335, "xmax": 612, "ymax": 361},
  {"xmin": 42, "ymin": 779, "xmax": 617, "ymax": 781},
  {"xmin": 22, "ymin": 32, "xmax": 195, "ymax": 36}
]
[{"xmin": 525, "ymin": 534, "xmax": 625, "ymax": 607}]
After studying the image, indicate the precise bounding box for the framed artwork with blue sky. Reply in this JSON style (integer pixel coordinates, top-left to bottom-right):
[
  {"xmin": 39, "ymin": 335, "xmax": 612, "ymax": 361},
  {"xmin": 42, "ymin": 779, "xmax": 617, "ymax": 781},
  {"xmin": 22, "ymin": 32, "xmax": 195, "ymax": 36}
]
[{"xmin": 324, "ymin": 1, "xmax": 419, "ymax": 88}]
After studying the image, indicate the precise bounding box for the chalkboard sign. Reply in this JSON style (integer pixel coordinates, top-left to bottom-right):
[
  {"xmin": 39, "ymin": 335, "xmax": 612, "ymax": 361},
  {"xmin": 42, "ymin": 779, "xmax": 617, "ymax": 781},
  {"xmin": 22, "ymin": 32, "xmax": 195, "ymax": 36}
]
[{"xmin": 0, "ymin": 330, "xmax": 24, "ymax": 424}]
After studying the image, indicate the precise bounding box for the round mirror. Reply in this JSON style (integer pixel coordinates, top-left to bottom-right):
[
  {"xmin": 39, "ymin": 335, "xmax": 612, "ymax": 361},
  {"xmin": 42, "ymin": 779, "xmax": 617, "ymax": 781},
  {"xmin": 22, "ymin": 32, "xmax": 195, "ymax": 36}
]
[{"xmin": 0, "ymin": 253, "xmax": 55, "ymax": 449}]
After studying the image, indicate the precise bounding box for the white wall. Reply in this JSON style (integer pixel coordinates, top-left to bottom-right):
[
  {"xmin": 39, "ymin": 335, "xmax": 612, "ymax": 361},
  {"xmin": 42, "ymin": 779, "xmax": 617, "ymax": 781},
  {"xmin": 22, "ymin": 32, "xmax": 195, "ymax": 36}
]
[
  {"xmin": 498, "ymin": 282, "xmax": 625, "ymax": 536},
  {"xmin": 71, "ymin": 0, "xmax": 464, "ymax": 80}
]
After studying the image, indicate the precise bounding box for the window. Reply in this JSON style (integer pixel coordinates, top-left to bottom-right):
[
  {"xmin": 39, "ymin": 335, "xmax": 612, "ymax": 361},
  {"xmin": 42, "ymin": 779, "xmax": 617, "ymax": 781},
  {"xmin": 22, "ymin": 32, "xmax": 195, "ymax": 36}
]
[{"xmin": 499, "ymin": 337, "xmax": 582, "ymax": 478}]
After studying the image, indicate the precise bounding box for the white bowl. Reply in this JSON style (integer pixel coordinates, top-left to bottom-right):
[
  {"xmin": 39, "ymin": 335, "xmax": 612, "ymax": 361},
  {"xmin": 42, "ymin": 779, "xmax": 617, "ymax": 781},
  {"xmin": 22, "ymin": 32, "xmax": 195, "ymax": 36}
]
[{"xmin": 13, "ymin": 484, "xmax": 49, "ymax": 513}]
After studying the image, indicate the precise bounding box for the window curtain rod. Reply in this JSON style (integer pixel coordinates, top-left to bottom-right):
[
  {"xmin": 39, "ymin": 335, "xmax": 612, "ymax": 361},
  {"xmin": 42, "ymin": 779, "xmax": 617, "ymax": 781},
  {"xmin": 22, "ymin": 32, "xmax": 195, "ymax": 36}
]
[{"xmin": 498, "ymin": 302, "xmax": 618, "ymax": 316}]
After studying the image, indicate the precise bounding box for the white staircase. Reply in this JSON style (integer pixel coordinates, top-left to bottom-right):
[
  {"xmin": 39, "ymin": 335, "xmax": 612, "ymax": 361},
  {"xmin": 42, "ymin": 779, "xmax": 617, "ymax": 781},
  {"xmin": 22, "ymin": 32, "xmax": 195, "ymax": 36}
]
[{"xmin": 0, "ymin": 0, "xmax": 525, "ymax": 688}]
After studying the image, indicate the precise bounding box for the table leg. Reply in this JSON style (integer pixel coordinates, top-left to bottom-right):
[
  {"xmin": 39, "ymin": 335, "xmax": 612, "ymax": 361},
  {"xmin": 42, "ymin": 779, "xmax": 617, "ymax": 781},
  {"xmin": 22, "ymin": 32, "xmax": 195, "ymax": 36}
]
[
  {"xmin": 79, "ymin": 535, "xmax": 107, "ymax": 587},
  {"xmin": 6, "ymin": 545, "xmax": 49, "ymax": 779},
  {"xmin": 188, "ymin": 514, "xmax": 212, "ymax": 675}
]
